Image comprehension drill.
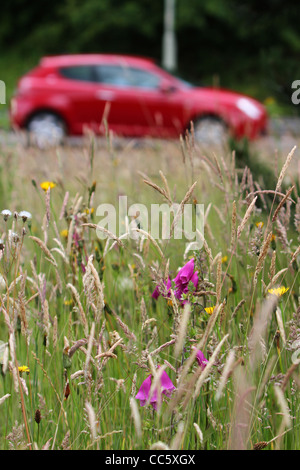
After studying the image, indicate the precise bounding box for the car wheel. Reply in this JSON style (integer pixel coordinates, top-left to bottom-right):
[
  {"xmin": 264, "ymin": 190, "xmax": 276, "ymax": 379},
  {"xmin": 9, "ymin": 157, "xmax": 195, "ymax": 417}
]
[
  {"xmin": 27, "ymin": 112, "xmax": 66, "ymax": 148},
  {"xmin": 193, "ymin": 117, "xmax": 228, "ymax": 146}
]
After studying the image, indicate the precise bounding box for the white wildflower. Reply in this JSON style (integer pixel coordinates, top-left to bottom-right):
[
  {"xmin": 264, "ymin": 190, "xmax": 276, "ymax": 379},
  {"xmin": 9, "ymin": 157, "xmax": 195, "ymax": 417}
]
[
  {"xmin": 1, "ymin": 209, "xmax": 12, "ymax": 221},
  {"xmin": 18, "ymin": 211, "xmax": 32, "ymax": 223}
]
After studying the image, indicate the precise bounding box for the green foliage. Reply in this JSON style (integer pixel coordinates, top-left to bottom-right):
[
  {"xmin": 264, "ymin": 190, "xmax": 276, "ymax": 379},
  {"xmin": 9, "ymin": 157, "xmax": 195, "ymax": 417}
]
[
  {"xmin": 0, "ymin": 0, "xmax": 299, "ymax": 110},
  {"xmin": 0, "ymin": 136, "xmax": 298, "ymax": 450},
  {"xmin": 229, "ymin": 137, "xmax": 278, "ymax": 198}
]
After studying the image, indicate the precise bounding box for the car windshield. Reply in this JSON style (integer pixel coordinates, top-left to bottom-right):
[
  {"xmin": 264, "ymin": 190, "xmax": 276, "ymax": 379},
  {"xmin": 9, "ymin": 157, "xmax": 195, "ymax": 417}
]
[{"xmin": 174, "ymin": 76, "xmax": 195, "ymax": 88}]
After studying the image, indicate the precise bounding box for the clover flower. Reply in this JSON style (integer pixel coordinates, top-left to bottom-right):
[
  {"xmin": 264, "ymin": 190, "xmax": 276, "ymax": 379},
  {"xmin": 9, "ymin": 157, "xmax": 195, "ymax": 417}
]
[{"xmin": 135, "ymin": 368, "xmax": 175, "ymax": 410}]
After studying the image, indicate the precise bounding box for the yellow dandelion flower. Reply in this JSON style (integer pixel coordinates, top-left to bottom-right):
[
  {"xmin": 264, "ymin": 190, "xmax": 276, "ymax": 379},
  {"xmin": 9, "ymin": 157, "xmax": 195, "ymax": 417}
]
[
  {"xmin": 271, "ymin": 234, "xmax": 276, "ymax": 242},
  {"xmin": 60, "ymin": 229, "xmax": 68, "ymax": 238},
  {"xmin": 264, "ymin": 96, "xmax": 276, "ymax": 106},
  {"xmin": 84, "ymin": 208, "xmax": 94, "ymax": 215},
  {"xmin": 167, "ymin": 299, "xmax": 173, "ymax": 307},
  {"xmin": 64, "ymin": 299, "xmax": 73, "ymax": 306},
  {"xmin": 205, "ymin": 306, "xmax": 215, "ymax": 315},
  {"xmin": 256, "ymin": 221, "xmax": 264, "ymax": 229},
  {"xmin": 18, "ymin": 365, "xmax": 30, "ymax": 374},
  {"xmin": 267, "ymin": 286, "xmax": 289, "ymax": 297},
  {"xmin": 40, "ymin": 181, "xmax": 56, "ymax": 191},
  {"xmin": 221, "ymin": 256, "xmax": 228, "ymax": 263}
]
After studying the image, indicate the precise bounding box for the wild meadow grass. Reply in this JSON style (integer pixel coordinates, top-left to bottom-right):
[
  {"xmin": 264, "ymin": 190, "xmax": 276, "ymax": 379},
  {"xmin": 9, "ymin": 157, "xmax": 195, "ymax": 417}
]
[{"xmin": 0, "ymin": 132, "xmax": 299, "ymax": 450}]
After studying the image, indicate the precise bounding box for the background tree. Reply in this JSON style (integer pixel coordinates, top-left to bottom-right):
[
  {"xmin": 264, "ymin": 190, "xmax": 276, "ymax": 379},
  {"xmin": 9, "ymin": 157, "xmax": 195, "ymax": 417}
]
[{"xmin": 0, "ymin": 0, "xmax": 299, "ymax": 111}]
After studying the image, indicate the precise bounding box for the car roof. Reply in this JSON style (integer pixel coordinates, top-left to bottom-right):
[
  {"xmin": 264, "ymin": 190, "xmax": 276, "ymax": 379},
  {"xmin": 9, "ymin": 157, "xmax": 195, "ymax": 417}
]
[{"xmin": 40, "ymin": 54, "xmax": 157, "ymax": 68}]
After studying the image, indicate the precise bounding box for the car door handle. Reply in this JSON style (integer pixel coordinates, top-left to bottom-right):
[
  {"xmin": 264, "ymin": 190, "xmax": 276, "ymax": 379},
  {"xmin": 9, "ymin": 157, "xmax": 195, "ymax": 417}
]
[{"xmin": 95, "ymin": 90, "xmax": 115, "ymax": 101}]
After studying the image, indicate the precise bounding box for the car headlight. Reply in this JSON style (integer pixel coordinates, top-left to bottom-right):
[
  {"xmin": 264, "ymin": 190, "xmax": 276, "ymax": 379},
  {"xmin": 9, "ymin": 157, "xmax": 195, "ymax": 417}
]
[{"xmin": 236, "ymin": 97, "xmax": 262, "ymax": 119}]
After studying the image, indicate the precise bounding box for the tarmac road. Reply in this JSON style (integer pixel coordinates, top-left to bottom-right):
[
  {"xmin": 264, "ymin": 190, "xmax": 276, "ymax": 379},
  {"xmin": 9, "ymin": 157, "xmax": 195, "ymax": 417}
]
[{"xmin": 0, "ymin": 117, "xmax": 299, "ymax": 148}]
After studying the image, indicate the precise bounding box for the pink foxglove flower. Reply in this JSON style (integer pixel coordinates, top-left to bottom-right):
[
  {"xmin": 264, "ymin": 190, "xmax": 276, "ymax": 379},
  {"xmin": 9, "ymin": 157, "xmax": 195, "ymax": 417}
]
[
  {"xmin": 173, "ymin": 258, "xmax": 198, "ymax": 304},
  {"xmin": 151, "ymin": 277, "xmax": 172, "ymax": 300},
  {"xmin": 135, "ymin": 368, "xmax": 175, "ymax": 410},
  {"xmin": 193, "ymin": 347, "xmax": 208, "ymax": 370},
  {"xmin": 152, "ymin": 258, "xmax": 198, "ymax": 305}
]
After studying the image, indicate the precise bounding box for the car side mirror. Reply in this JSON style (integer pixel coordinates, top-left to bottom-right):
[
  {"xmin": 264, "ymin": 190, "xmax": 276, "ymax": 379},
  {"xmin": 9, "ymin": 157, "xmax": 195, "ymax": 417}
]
[{"xmin": 159, "ymin": 82, "xmax": 177, "ymax": 94}]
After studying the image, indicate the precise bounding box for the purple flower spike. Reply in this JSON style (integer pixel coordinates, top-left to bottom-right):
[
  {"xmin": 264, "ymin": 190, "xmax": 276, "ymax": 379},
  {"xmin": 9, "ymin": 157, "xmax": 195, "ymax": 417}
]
[
  {"xmin": 159, "ymin": 369, "xmax": 176, "ymax": 397},
  {"xmin": 152, "ymin": 286, "xmax": 160, "ymax": 300},
  {"xmin": 152, "ymin": 258, "xmax": 199, "ymax": 306},
  {"xmin": 152, "ymin": 277, "xmax": 172, "ymax": 300},
  {"xmin": 173, "ymin": 258, "xmax": 198, "ymax": 304},
  {"xmin": 173, "ymin": 258, "xmax": 195, "ymax": 287},
  {"xmin": 135, "ymin": 375, "xmax": 152, "ymax": 407},
  {"xmin": 135, "ymin": 367, "xmax": 175, "ymax": 410},
  {"xmin": 193, "ymin": 347, "xmax": 208, "ymax": 370}
]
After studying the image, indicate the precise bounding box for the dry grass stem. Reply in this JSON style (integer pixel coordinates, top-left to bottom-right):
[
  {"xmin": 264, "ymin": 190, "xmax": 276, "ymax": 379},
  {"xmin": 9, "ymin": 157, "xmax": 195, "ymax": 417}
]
[
  {"xmin": 143, "ymin": 178, "xmax": 172, "ymax": 205},
  {"xmin": 29, "ymin": 236, "xmax": 58, "ymax": 267},
  {"xmin": 272, "ymin": 186, "xmax": 295, "ymax": 222},
  {"xmin": 170, "ymin": 182, "xmax": 197, "ymax": 238},
  {"xmin": 129, "ymin": 397, "xmax": 142, "ymax": 440},
  {"xmin": 275, "ymin": 146, "xmax": 297, "ymax": 192},
  {"xmin": 67, "ymin": 283, "xmax": 88, "ymax": 336},
  {"xmin": 174, "ymin": 303, "xmax": 191, "ymax": 358},
  {"xmin": 215, "ymin": 349, "xmax": 236, "ymax": 401},
  {"xmin": 237, "ymin": 197, "xmax": 257, "ymax": 240},
  {"xmin": 193, "ymin": 333, "xmax": 229, "ymax": 398}
]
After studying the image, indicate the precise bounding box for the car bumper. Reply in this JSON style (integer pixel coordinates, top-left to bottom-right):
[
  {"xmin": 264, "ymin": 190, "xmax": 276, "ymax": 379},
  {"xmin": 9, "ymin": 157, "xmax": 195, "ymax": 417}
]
[
  {"xmin": 232, "ymin": 111, "xmax": 268, "ymax": 140},
  {"xmin": 9, "ymin": 97, "xmax": 33, "ymax": 128}
]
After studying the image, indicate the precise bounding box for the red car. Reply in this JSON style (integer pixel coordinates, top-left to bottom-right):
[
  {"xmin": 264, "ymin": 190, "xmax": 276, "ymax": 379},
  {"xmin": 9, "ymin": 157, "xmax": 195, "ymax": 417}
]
[{"xmin": 10, "ymin": 54, "xmax": 267, "ymax": 146}]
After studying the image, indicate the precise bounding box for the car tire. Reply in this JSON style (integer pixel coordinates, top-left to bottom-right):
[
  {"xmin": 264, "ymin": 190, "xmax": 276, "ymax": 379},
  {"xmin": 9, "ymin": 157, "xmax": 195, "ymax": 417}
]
[
  {"xmin": 193, "ymin": 117, "xmax": 228, "ymax": 146},
  {"xmin": 27, "ymin": 112, "xmax": 66, "ymax": 148}
]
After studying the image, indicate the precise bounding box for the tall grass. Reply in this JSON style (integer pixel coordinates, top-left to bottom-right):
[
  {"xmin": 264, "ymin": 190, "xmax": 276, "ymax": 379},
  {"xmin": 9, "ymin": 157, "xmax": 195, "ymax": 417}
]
[{"xmin": 0, "ymin": 134, "xmax": 299, "ymax": 450}]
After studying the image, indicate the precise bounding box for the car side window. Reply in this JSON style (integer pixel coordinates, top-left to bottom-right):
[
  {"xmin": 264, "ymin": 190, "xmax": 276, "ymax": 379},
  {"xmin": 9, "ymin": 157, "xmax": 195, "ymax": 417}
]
[
  {"xmin": 95, "ymin": 65, "xmax": 131, "ymax": 87},
  {"xmin": 127, "ymin": 68, "xmax": 160, "ymax": 90},
  {"xmin": 95, "ymin": 65, "xmax": 160, "ymax": 90},
  {"xmin": 59, "ymin": 66, "xmax": 96, "ymax": 82}
]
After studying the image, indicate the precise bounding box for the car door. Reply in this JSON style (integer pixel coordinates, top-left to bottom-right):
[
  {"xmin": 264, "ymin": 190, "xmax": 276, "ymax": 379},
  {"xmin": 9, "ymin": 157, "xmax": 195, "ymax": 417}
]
[
  {"xmin": 125, "ymin": 66, "xmax": 187, "ymax": 137},
  {"xmin": 93, "ymin": 63, "xmax": 150, "ymax": 136},
  {"xmin": 58, "ymin": 62, "xmax": 186, "ymax": 137},
  {"xmin": 59, "ymin": 63, "xmax": 158, "ymax": 136},
  {"xmin": 94, "ymin": 63, "xmax": 187, "ymax": 137},
  {"xmin": 58, "ymin": 65, "xmax": 104, "ymax": 134}
]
